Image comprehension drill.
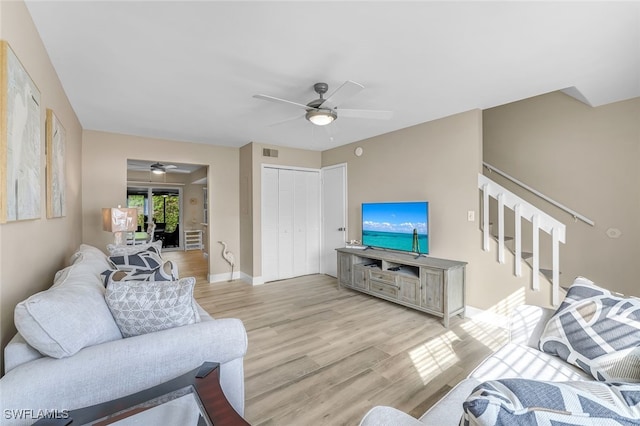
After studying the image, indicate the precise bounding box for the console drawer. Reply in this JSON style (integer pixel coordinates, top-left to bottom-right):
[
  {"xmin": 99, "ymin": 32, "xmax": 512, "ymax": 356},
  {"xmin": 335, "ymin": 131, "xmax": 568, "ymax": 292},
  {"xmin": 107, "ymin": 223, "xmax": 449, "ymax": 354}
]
[
  {"xmin": 370, "ymin": 279, "xmax": 398, "ymax": 298},
  {"xmin": 369, "ymin": 270, "xmax": 397, "ymax": 285}
]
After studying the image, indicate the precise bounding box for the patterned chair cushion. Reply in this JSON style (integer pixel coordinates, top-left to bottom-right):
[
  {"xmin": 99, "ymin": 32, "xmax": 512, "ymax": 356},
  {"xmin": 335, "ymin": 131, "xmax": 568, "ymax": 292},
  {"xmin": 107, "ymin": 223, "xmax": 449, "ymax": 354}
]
[
  {"xmin": 105, "ymin": 277, "xmax": 200, "ymax": 338},
  {"xmin": 461, "ymin": 379, "xmax": 640, "ymax": 426},
  {"xmin": 108, "ymin": 246, "xmax": 163, "ymax": 271},
  {"xmin": 101, "ymin": 260, "xmax": 179, "ymax": 287},
  {"xmin": 538, "ymin": 277, "xmax": 640, "ymax": 381}
]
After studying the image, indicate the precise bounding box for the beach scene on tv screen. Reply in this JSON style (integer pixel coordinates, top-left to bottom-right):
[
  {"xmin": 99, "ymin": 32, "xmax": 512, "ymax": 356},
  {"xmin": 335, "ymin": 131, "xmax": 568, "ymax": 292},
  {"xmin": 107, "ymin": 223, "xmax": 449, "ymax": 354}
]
[{"xmin": 362, "ymin": 202, "xmax": 429, "ymax": 253}]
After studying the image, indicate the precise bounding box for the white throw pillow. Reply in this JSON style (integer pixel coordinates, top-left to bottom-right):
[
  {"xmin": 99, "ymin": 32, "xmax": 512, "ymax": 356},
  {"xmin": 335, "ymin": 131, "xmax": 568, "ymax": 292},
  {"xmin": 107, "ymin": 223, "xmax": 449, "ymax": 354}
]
[{"xmin": 15, "ymin": 259, "xmax": 122, "ymax": 359}]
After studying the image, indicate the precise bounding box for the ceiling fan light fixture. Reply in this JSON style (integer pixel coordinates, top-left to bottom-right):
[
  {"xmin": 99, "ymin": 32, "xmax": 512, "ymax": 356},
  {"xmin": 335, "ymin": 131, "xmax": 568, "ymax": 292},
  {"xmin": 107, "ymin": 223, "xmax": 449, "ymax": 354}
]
[
  {"xmin": 306, "ymin": 109, "xmax": 337, "ymax": 126},
  {"xmin": 151, "ymin": 168, "xmax": 165, "ymax": 175}
]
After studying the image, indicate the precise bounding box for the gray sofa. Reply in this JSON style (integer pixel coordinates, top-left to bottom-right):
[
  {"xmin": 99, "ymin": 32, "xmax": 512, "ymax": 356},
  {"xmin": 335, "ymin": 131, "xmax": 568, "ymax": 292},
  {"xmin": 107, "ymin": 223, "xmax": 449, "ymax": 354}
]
[
  {"xmin": 0, "ymin": 244, "xmax": 248, "ymax": 426},
  {"xmin": 360, "ymin": 304, "xmax": 592, "ymax": 425}
]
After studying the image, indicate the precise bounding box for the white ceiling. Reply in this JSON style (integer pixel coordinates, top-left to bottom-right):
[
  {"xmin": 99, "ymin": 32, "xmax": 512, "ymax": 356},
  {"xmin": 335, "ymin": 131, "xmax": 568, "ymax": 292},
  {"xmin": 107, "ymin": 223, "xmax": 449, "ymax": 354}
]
[
  {"xmin": 127, "ymin": 159, "xmax": 204, "ymax": 174},
  {"xmin": 25, "ymin": 1, "xmax": 640, "ymax": 151}
]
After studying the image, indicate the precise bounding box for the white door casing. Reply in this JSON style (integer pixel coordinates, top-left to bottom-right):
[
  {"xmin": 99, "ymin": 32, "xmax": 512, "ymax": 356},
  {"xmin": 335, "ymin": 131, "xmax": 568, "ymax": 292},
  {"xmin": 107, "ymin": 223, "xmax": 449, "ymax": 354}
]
[{"xmin": 321, "ymin": 163, "xmax": 347, "ymax": 277}]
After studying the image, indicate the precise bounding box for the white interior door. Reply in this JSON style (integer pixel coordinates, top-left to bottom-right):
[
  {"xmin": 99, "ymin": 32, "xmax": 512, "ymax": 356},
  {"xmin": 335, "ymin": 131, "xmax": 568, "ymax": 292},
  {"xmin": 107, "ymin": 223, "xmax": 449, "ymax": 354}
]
[
  {"xmin": 262, "ymin": 168, "xmax": 279, "ymax": 282},
  {"xmin": 321, "ymin": 164, "xmax": 347, "ymax": 277},
  {"xmin": 262, "ymin": 166, "xmax": 321, "ymax": 282},
  {"xmin": 295, "ymin": 171, "xmax": 320, "ymax": 276},
  {"xmin": 278, "ymin": 169, "xmax": 295, "ymax": 279}
]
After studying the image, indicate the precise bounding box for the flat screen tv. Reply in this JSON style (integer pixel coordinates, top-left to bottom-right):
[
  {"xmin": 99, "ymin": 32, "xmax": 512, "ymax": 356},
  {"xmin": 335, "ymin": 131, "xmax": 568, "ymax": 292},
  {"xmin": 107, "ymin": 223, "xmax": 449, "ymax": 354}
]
[{"xmin": 362, "ymin": 201, "xmax": 429, "ymax": 255}]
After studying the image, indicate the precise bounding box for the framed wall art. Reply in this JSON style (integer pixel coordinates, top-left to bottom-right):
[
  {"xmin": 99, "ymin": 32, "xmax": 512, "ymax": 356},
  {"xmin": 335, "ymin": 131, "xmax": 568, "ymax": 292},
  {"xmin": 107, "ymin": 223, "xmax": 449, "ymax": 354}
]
[
  {"xmin": 46, "ymin": 108, "xmax": 66, "ymax": 218},
  {"xmin": 0, "ymin": 40, "xmax": 42, "ymax": 223}
]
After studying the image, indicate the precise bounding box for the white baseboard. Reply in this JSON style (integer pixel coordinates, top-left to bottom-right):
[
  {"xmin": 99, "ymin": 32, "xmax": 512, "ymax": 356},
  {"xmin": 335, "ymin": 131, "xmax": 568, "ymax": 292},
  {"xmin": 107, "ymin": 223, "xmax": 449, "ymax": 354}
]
[
  {"xmin": 242, "ymin": 273, "xmax": 264, "ymax": 285},
  {"xmin": 208, "ymin": 271, "xmax": 240, "ymax": 283},
  {"xmin": 207, "ymin": 271, "xmax": 265, "ymax": 285}
]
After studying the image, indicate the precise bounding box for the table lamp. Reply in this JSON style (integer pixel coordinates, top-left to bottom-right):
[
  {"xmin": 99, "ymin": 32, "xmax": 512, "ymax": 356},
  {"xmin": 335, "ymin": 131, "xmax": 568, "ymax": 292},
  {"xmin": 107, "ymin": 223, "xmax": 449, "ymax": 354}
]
[{"xmin": 102, "ymin": 206, "xmax": 138, "ymax": 245}]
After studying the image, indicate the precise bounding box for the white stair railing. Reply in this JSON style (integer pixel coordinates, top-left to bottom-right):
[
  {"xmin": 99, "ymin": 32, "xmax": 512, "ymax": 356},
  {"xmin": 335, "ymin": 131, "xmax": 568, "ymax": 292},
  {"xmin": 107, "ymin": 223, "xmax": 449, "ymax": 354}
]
[{"xmin": 479, "ymin": 174, "xmax": 566, "ymax": 306}]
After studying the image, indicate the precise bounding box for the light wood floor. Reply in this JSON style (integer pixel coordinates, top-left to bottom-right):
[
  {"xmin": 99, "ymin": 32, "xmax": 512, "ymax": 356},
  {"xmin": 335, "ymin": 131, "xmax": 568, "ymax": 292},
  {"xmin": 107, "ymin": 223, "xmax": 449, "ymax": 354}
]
[{"xmin": 164, "ymin": 250, "xmax": 508, "ymax": 425}]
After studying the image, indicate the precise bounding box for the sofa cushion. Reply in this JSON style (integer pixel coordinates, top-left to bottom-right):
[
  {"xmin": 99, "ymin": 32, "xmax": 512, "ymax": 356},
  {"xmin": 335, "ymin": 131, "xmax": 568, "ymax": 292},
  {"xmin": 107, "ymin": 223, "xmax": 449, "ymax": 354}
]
[
  {"xmin": 462, "ymin": 379, "xmax": 640, "ymax": 425},
  {"xmin": 14, "ymin": 256, "xmax": 123, "ymax": 359},
  {"xmin": 470, "ymin": 342, "xmax": 590, "ymax": 383},
  {"xmin": 101, "ymin": 260, "xmax": 179, "ymax": 287},
  {"xmin": 108, "ymin": 246, "xmax": 163, "ymax": 271},
  {"xmin": 70, "ymin": 243, "xmax": 111, "ymax": 265},
  {"xmin": 105, "ymin": 277, "xmax": 201, "ymax": 338},
  {"xmin": 539, "ymin": 276, "xmax": 640, "ymax": 382},
  {"xmin": 107, "ymin": 240, "xmax": 163, "ymax": 256}
]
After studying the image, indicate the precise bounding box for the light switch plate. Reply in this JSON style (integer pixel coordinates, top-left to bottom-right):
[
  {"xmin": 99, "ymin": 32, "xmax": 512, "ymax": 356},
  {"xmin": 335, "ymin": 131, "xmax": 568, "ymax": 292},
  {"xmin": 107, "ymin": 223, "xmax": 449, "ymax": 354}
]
[{"xmin": 467, "ymin": 210, "xmax": 475, "ymax": 222}]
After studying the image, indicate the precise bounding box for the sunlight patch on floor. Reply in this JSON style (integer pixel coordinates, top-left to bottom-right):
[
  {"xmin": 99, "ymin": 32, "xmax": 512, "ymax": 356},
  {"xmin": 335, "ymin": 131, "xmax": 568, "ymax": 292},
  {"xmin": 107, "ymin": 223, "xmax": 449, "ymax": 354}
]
[
  {"xmin": 409, "ymin": 330, "xmax": 461, "ymax": 385},
  {"xmin": 460, "ymin": 287, "xmax": 526, "ymax": 351}
]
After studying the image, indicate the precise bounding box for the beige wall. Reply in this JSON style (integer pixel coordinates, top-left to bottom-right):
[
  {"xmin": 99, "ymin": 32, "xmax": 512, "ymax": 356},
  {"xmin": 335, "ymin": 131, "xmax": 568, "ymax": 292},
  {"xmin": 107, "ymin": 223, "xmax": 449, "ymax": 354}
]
[
  {"xmin": 0, "ymin": 0, "xmax": 83, "ymax": 368},
  {"xmin": 240, "ymin": 142, "xmax": 322, "ymax": 281},
  {"xmin": 484, "ymin": 92, "xmax": 640, "ymax": 296},
  {"xmin": 239, "ymin": 144, "xmax": 253, "ymax": 276},
  {"xmin": 322, "ymin": 110, "xmax": 551, "ymax": 310},
  {"xmin": 82, "ymin": 130, "xmax": 239, "ymax": 281}
]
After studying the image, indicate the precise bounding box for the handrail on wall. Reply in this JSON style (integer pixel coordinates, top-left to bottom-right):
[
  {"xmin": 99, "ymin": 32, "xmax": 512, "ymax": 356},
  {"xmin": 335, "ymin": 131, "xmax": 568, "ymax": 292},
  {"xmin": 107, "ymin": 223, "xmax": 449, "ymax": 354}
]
[{"xmin": 483, "ymin": 162, "xmax": 595, "ymax": 227}]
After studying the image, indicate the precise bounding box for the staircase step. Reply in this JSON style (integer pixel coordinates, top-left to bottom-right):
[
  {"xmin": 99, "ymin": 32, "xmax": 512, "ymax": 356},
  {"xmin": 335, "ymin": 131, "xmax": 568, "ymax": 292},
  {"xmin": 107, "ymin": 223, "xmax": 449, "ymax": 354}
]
[
  {"xmin": 522, "ymin": 259, "xmax": 562, "ymax": 280},
  {"xmin": 540, "ymin": 269, "xmax": 561, "ymax": 280},
  {"xmin": 491, "ymin": 234, "xmax": 514, "ymax": 242},
  {"xmin": 521, "ymin": 251, "xmax": 533, "ymax": 259}
]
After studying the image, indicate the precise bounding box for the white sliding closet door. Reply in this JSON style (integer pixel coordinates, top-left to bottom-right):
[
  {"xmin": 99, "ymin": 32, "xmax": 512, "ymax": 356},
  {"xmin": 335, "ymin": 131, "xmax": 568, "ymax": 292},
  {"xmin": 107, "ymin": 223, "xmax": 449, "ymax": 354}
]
[
  {"xmin": 293, "ymin": 171, "xmax": 320, "ymax": 277},
  {"xmin": 262, "ymin": 167, "xmax": 320, "ymax": 282},
  {"xmin": 277, "ymin": 169, "xmax": 295, "ymax": 279},
  {"xmin": 262, "ymin": 168, "xmax": 279, "ymax": 282}
]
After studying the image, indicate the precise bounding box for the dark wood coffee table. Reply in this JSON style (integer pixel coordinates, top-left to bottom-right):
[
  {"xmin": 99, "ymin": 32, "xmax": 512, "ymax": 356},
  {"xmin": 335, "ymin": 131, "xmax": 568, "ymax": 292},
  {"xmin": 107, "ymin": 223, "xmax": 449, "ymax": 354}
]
[{"xmin": 33, "ymin": 362, "xmax": 250, "ymax": 426}]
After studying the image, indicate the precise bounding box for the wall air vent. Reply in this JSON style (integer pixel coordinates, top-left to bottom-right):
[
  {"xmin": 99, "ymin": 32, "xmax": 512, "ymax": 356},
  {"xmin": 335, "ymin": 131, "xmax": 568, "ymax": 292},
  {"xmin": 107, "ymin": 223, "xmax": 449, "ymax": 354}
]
[{"xmin": 263, "ymin": 148, "xmax": 279, "ymax": 158}]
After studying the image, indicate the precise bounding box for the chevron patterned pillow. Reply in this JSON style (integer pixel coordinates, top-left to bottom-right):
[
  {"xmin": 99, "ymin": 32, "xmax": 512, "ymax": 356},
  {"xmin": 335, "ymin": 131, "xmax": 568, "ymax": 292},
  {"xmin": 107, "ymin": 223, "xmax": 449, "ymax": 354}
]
[
  {"xmin": 101, "ymin": 260, "xmax": 179, "ymax": 287},
  {"xmin": 462, "ymin": 379, "xmax": 640, "ymax": 425},
  {"xmin": 539, "ymin": 277, "xmax": 640, "ymax": 381},
  {"xmin": 108, "ymin": 246, "xmax": 163, "ymax": 271}
]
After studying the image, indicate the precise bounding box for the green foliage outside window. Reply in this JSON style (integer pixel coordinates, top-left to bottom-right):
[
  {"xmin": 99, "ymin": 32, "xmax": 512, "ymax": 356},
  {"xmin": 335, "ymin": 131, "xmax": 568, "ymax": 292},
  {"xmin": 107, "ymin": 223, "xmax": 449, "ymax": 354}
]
[
  {"xmin": 127, "ymin": 195, "xmax": 146, "ymax": 229},
  {"xmin": 153, "ymin": 195, "xmax": 179, "ymax": 232},
  {"xmin": 127, "ymin": 193, "xmax": 180, "ymax": 232}
]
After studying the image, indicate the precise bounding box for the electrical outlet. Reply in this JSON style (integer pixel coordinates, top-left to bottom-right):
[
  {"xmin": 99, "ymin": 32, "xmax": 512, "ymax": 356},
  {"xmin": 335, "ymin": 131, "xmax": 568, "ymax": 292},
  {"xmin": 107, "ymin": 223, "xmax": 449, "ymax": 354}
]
[{"xmin": 467, "ymin": 210, "xmax": 475, "ymax": 222}]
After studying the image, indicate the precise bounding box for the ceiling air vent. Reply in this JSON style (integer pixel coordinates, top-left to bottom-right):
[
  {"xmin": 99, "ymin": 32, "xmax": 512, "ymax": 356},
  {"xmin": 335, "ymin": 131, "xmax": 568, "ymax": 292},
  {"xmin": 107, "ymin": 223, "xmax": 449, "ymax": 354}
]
[{"xmin": 263, "ymin": 148, "xmax": 279, "ymax": 158}]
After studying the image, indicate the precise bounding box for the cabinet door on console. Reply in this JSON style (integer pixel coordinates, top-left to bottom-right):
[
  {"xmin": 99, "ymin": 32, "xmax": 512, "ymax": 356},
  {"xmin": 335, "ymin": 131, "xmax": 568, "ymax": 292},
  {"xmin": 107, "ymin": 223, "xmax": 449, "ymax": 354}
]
[
  {"xmin": 338, "ymin": 252, "xmax": 353, "ymax": 286},
  {"xmin": 353, "ymin": 265, "xmax": 368, "ymax": 290},
  {"xmin": 421, "ymin": 267, "xmax": 443, "ymax": 311},
  {"xmin": 398, "ymin": 276, "xmax": 420, "ymax": 305}
]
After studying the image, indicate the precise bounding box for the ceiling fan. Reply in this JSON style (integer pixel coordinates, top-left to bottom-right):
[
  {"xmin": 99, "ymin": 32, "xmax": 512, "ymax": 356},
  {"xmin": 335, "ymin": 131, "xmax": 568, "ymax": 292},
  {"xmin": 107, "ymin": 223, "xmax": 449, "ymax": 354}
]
[
  {"xmin": 253, "ymin": 80, "xmax": 393, "ymax": 126},
  {"xmin": 149, "ymin": 162, "xmax": 177, "ymax": 174},
  {"xmin": 128, "ymin": 160, "xmax": 181, "ymax": 174}
]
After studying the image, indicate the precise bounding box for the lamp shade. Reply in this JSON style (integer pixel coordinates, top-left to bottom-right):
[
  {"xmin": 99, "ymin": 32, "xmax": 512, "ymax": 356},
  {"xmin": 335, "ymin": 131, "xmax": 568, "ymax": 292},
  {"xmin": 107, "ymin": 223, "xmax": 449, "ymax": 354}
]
[{"xmin": 102, "ymin": 207, "xmax": 138, "ymax": 233}]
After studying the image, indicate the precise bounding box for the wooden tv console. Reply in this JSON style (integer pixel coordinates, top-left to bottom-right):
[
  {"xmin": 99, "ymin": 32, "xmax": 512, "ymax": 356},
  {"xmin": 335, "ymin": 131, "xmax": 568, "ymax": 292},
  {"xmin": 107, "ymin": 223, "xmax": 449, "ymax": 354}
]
[{"xmin": 336, "ymin": 247, "xmax": 466, "ymax": 328}]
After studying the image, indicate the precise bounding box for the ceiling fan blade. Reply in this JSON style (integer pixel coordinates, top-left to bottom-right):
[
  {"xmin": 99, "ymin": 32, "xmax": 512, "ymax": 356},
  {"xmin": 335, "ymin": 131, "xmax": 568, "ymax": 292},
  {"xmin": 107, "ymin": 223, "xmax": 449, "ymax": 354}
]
[
  {"xmin": 253, "ymin": 94, "xmax": 315, "ymax": 110},
  {"xmin": 338, "ymin": 108, "xmax": 393, "ymax": 120},
  {"xmin": 268, "ymin": 113, "xmax": 305, "ymax": 127},
  {"xmin": 164, "ymin": 165, "xmax": 177, "ymax": 169},
  {"xmin": 323, "ymin": 80, "xmax": 364, "ymax": 109},
  {"xmin": 169, "ymin": 168, "xmax": 191, "ymax": 174}
]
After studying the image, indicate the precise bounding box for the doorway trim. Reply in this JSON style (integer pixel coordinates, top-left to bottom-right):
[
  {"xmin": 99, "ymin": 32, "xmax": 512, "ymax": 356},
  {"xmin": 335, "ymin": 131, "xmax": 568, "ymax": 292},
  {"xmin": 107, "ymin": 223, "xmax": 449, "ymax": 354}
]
[
  {"xmin": 260, "ymin": 164, "xmax": 322, "ymax": 284},
  {"xmin": 320, "ymin": 163, "xmax": 348, "ymax": 276}
]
